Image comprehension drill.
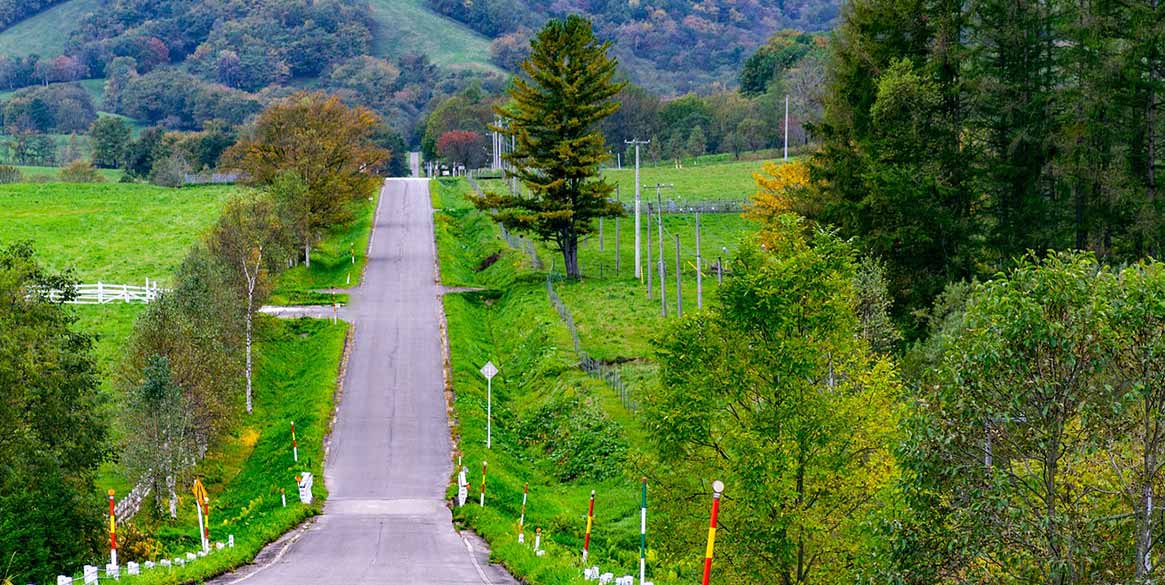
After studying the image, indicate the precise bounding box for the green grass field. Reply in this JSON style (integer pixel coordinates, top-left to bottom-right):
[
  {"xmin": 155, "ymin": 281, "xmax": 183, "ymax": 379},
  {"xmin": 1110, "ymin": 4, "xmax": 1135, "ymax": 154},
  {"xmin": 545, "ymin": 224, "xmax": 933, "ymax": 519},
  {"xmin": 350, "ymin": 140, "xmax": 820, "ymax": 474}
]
[
  {"xmin": 600, "ymin": 158, "xmax": 779, "ymax": 203},
  {"xmin": 0, "ymin": 0, "xmax": 101, "ymax": 56},
  {"xmin": 0, "ymin": 182, "xmax": 234, "ymax": 282},
  {"xmin": 367, "ymin": 0, "xmax": 501, "ymax": 72}
]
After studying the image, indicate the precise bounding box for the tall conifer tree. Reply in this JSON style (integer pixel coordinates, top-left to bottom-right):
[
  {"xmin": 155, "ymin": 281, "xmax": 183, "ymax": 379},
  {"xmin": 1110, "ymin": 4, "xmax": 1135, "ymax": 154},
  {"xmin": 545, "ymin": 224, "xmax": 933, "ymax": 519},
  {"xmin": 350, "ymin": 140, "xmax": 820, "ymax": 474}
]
[{"xmin": 473, "ymin": 15, "xmax": 624, "ymax": 279}]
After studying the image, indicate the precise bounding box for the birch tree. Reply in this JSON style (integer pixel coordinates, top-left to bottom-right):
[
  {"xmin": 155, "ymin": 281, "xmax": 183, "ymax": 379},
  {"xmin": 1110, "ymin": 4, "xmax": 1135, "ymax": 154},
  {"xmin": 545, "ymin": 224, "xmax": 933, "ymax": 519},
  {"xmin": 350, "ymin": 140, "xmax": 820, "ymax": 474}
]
[{"xmin": 207, "ymin": 194, "xmax": 288, "ymax": 414}]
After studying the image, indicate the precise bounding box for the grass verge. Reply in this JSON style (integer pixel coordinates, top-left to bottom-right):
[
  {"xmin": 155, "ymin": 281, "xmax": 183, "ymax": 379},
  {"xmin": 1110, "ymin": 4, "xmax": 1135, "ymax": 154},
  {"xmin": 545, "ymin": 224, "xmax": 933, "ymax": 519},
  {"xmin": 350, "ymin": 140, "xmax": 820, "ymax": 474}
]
[
  {"xmin": 269, "ymin": 189, "xmax": 379, "ymax": 306},
  {"xmin": 102, "ymin": 316, "xmax": 348, "ymax": 584}
]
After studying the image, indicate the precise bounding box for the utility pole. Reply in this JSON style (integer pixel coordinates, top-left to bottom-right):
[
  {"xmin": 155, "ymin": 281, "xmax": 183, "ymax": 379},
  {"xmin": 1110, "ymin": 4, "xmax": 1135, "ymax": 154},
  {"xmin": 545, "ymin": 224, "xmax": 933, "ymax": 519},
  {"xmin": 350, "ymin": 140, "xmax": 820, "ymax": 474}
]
[
  {"xmin": 784, "ymin": 95, "xmax": 790, "ymax": 161},
  {"xmin": 695, "ymin": 212, "xmax": 702, "ymax": 309},
  {"xmin": 654, "ymin": 184, "xmax": 674, "ymax": 317},
  {"xmin": 626, "ymin": 139, "xmax": 650, "ymax": 279},
  {"xmin": 615, "ymin": 186, "xmax": 621, "ymax": 275}
]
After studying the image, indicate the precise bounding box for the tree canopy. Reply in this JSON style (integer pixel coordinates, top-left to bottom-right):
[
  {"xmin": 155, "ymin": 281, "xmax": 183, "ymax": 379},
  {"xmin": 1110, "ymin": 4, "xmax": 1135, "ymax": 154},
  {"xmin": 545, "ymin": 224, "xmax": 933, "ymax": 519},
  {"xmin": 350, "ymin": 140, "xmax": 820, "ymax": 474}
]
[{"xmin": 472, "ymin": 15, "xmax": 625, "ymax": 279}]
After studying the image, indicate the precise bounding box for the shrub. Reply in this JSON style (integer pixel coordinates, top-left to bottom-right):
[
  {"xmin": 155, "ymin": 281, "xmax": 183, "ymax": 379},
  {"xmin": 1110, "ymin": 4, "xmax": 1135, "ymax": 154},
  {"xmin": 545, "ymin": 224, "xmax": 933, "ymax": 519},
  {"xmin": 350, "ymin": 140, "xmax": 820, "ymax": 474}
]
[
  {"xmin": 0, "ymin": 164, "xmax": 22, "ymax": 184},
  {"xmin": 59, "ymin": 159, "xmax": 104, "ymax": 183}
]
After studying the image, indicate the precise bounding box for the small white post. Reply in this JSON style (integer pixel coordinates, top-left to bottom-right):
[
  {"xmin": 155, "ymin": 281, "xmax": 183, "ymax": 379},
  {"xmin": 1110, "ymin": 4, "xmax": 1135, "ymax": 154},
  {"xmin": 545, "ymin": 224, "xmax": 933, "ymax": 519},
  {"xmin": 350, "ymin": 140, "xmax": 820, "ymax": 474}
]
[
  {"xmin": 97, "ymin": 281, "xmax": 104, "ymax": 304},
  {"xmin": 281, "ymin": 488, "xmax": 286, "ymax": 507},
  {"xmin": 784, "ymin": 94, "xmax": 790, "ymax": 161}
]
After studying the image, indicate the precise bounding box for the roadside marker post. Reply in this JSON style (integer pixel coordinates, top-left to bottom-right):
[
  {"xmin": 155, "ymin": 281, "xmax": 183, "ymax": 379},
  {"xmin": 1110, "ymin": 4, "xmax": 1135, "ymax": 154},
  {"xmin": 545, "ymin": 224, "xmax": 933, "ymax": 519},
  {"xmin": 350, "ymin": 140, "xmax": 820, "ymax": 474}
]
[
  {"xmin": 107, "ymin": 489, "xmax": 117, "ymax": 567},
  {"xmin": 192, "ymin": 479, "xmax": 210, "ymax": 552},
  {"xmin": 582, "ymin": 490, "xmax": 595, "ymax": 564},
  {"xmin": 480, "ymin": 361, "xmax": 498, "ymax": 449},
  {"xmin": 291, "ymin": 421, "xmax": 298, "ymax": 462},
  {"xmin": 280, "ymin": 488, "xmax": 286, "ymax": 508},
  {"xmin": 640, "ymin": 478, "xmax": 648, "ymax": 585},
  {"xmin": 701, "ymin": 481, "xmax": 724, "ymax": 585},
  {"xmin": 458, "ymin": 467, "xmax": 469, "ymax": 507},
  {"xmin": 480, "ymin": 461, "xmax": 488, "ymax": 507},
  {"xmin": 534, "ymin": 527, "xmax": 542, "ymax": 553},
  {"xmin": 518, "ymin": 482, "xmax": 529, "ymax": 543}
]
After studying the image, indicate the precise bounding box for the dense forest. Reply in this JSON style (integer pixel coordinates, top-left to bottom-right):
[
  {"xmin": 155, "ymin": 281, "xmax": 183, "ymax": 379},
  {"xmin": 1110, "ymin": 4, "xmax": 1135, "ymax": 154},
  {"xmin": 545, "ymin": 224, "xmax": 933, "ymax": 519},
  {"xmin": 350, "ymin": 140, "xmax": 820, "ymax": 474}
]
[
  {"xmin": 792, "ymin": 0, "xmax": 1165, "ymax": 335},
  {"xmin": 430, "ymin": 0, "xmax": 839, "ymax": 92}
]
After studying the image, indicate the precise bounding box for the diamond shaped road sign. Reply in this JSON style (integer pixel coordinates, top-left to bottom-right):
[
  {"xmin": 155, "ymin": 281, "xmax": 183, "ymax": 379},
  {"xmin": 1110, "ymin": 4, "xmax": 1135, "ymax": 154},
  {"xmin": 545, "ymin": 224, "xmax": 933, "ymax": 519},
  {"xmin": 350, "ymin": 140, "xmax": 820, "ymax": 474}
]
[
  {"xmin": 479, "ymin": 358, "xmax": 498, "ymax": 382},
  {"xmin": 480, "ymin": 361, "xmax": 498, "ymax": 380}
]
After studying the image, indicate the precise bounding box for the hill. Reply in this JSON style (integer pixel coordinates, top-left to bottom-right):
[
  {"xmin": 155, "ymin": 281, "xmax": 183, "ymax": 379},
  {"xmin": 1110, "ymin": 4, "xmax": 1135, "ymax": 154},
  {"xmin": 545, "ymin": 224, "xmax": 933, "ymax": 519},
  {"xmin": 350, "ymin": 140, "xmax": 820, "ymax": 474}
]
[
  {"xmin": 367, "ymin": 0, "xmax": 499, "ymax": 72},
  {"xmin": 0, "ymin": 0, "xmax": 99, "ymax": 57}
]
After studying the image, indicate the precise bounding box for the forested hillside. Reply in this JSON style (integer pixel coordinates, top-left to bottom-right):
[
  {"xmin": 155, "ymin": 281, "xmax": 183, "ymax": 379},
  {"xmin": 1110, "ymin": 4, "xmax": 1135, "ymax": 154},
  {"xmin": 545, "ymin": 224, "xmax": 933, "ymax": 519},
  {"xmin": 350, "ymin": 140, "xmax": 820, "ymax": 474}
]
[
  {"xmin": 428, "ymin": 0, "xmax": 839, "ymax": 91},
  {"xmin": 0, "ymin": 0, "xmax": 70, "ymax": 30}
]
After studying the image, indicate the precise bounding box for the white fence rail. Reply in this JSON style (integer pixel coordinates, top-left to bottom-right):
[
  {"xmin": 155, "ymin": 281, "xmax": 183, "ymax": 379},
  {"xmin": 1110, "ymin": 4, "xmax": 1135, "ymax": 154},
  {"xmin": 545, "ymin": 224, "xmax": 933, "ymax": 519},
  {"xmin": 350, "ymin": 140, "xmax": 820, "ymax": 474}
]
[{"xmin": 41, "ymin": 281, "xmax": 167, "ymax": 304}]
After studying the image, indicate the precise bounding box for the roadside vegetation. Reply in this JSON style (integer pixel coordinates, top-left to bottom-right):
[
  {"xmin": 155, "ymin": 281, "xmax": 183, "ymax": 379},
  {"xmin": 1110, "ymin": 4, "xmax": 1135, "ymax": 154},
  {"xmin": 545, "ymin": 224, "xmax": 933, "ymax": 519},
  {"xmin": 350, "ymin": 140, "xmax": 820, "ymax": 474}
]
[{"xmin": 0, "ymin": 93, "xmax": 384, "ymax": 584}]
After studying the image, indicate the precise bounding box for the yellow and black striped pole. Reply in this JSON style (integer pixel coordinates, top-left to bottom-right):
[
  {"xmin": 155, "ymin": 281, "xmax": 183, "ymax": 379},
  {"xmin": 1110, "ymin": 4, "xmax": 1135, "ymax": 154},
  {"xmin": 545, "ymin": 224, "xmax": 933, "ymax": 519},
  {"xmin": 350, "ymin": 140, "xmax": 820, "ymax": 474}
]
[{"xmin": 701, "ymin": 480, "xmax": 724, "ymax": 585}]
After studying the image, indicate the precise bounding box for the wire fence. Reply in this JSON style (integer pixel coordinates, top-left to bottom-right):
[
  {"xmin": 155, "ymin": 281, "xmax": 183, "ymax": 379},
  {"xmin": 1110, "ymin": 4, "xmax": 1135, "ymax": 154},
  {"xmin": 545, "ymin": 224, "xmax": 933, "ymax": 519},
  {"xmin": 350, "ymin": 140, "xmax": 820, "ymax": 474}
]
[{"xmin": 545, "ymin": 271, "xmax": 637, "ymax": 412}]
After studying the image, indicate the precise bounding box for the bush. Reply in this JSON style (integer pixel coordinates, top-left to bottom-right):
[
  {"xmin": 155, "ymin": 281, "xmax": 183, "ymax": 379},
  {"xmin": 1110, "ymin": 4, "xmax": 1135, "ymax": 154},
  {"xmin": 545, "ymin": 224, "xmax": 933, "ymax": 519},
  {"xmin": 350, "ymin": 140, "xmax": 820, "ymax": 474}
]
[
  {"xmin": 58, "ymin": 159, "xmax": 104, "ymax": 183},
  {"xmin": 0, "ymin": 164, "xmax": 22, "ymax": 184}
]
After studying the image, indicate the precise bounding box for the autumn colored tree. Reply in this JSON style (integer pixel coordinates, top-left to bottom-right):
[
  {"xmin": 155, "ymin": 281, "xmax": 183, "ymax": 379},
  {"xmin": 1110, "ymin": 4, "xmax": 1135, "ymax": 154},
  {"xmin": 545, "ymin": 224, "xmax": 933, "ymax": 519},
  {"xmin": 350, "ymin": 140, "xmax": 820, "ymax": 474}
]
[
  {"xmin": 745, "ymin": 160, "xmax": 811, "ymax": 231},
  {"xmin": 473, "ymin": 15, "xmax": 624, "ymax": 279},
  {"xmin": 224, "ymin": 92, "xmax": 388, "ymax": 267},
  {"xmin": 436, "ymin": 130, "xmax": 487, "ymax": 169}
]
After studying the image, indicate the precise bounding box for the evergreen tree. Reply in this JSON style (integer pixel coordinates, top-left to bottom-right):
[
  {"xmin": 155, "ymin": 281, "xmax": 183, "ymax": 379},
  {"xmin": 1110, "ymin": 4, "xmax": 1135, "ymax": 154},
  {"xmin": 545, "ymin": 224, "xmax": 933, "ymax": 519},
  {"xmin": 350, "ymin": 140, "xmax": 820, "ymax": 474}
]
[
  {"xmin": 472, "ymin": 15, "xmax": 625, "ymax": 279},
  {"xmin": 89, "ymin": 117, "xmax": 132, "ymax": 169}
]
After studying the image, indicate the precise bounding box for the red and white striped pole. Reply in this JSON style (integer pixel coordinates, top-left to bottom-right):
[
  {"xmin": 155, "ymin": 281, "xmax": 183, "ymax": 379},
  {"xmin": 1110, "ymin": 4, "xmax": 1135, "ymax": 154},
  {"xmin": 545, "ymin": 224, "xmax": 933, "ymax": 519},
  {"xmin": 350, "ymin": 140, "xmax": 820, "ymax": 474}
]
[
  {"xmin": 582, "ymin": 490, "xmax": 595, "ymax": 564},
  {"xmin": 701, "ymin": 480, "xmax": 724, "ymax": 585},
  {"xmin": 107, "ymin": 489, "xmax": 117, "ymax": 567},
  {"xmin": 518, "ymin": 482, "xmax": 529, "ymax": 543},
  {"xmin": 291, "ymin": 421, "xmax": 298, "ymax": 462},
  {"xmin": 480, "ymin": 461, "xmax": 487, "ymax": 507}
]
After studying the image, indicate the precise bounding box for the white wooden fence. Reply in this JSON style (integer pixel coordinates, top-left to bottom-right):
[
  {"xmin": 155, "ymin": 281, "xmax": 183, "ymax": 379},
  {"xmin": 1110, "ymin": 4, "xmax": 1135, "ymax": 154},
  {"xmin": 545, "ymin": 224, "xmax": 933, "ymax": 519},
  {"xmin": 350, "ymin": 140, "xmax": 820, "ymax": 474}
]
[{"xmin": 41, "ymin": 280, "xmax": 167, "ymax": 304}]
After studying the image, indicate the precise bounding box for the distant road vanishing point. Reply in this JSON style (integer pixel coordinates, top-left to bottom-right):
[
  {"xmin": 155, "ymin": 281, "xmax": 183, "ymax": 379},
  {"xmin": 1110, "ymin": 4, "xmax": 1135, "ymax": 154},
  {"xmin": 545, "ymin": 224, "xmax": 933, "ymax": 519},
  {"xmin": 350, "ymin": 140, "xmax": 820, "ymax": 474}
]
[{"xmin": 211, "ymin": 179, "xmax": 517, "ymax": 585}]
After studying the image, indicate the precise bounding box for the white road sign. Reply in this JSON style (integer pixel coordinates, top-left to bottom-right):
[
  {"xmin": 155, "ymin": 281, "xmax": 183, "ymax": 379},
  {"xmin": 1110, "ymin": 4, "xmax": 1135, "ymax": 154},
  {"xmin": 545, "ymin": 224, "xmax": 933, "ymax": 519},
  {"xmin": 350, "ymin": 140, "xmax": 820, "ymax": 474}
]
[{"xmin": 480, "ymin": 361, "xmax": 498, "ymax": 380}]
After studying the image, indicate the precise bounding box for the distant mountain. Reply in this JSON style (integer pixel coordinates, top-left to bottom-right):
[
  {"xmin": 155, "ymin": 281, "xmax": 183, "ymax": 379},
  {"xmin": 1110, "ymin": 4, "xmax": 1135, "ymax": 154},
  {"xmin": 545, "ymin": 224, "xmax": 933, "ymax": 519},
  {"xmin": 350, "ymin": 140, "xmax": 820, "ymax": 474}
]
[{"xmin": 426, "ymin": 0, "xmax": 840, "ymax": 93}]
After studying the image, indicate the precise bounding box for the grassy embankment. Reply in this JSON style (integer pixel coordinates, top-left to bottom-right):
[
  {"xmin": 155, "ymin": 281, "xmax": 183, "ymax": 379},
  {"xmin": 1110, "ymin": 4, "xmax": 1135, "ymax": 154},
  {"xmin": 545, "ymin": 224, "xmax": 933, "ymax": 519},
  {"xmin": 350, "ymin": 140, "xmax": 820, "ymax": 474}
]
[
  {"xmin": 435, "ymin": 168, "xmax": 770, "ymax": 583},
  {"xmin": 438, "ymin": 156, "xmax": 775, "ymax": 582},
  {"xmin": 600, "ymin": 157, "xmax": 779, "ymax": 203},
  {"xmin": 269, "ymin": 187, "xmax": 380, "ymax": 306}
]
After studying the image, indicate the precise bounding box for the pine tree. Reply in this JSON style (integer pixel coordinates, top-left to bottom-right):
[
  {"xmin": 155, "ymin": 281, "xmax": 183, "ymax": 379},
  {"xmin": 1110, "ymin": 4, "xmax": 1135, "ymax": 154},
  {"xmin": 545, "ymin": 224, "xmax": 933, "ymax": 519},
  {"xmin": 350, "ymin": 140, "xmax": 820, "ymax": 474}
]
[{"xmin": 473, "ymin": 15, "xmax": 625, "ymax": 279}]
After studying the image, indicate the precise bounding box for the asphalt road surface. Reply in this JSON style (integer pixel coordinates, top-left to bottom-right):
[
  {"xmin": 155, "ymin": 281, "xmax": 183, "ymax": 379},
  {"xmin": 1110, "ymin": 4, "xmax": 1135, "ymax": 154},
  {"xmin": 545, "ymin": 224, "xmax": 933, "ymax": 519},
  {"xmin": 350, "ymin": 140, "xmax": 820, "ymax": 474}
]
[{"xmin": 212, "ymin": 179, "xmax": 516, "ymax": 585}]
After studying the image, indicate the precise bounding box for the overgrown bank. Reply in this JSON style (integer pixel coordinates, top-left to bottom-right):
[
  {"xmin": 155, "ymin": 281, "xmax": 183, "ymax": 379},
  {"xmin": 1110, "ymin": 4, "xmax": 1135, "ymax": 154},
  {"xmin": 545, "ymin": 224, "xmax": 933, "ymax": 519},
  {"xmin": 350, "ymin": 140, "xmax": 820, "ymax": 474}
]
[{"xmin": 434, "ymin": 177, "xmax": 656, "ymax": 583}]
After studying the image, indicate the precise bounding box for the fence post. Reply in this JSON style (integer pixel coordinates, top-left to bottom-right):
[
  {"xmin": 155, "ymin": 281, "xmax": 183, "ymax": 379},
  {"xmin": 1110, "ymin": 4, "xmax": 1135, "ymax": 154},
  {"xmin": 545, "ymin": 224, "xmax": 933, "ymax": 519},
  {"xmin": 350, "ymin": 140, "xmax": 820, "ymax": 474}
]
[
  {"xmin": 717, "ymin": 257, "xmax": 723, "ymax": 285},
  {"xmin": 97, "ymin": 281, "xmax": 104, "ymax": 304},
  {"xmin": 657, "ymin": 193, "xmax": 666, "ymax": 317},
  {"xmin": 646, "ymin": 204, "xmax": 653, "ymax": 297},
  {"xmin": 675, "ymin": 235, "xmax": 682, "ymax": 318}
]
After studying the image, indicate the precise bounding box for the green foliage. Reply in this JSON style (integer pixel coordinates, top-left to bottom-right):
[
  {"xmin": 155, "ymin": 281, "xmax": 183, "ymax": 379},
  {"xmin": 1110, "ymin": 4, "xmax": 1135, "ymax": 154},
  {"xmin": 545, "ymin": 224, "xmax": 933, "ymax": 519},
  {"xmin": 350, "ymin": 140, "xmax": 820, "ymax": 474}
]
[
  {"xmin": 739, "ymin": 30, "xmax": 822, "ymax": 96},
  {"xmin": 520, "ymin": 396, "xmax": 628, "ymax": 482},
  {"xmin": 645, "ymin": 216, "xmax": 900, "ymax": 583},
  {"xmin": 3, "ymin": 82, "xmax": 96, "ymax": 133},
  {"xmin": 123, "ymin": 356, "xmax": 197, "ymax": 516},
  {"xmin": 0, "ymin": 242, "xmax": 110, "ymax": 584},
  {"xmin": 90, "ymin": 117, "xmax": 132, "ymax": 169},
  {"xmin": 812, "ymin": 0, "xmax": 1165, "ymax": 332},
  {"xmin": 475, "ymin": 15, "xmax": 625, "ymax": 278}
]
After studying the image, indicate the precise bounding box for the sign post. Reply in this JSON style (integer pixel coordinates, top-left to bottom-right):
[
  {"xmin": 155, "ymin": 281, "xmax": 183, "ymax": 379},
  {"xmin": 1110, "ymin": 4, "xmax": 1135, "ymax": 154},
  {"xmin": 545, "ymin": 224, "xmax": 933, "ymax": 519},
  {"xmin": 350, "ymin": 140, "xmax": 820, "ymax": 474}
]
[
  {"xmin": 192, "ymin": 479, "xmax": 210, "ymax": 553},
  {"xmin": 107, "ymin": 489, "xmax": 117, "ymax": 567},
  {"xmin": 479, "ymin": 361, "xmax": 498, "ymax": 449}
]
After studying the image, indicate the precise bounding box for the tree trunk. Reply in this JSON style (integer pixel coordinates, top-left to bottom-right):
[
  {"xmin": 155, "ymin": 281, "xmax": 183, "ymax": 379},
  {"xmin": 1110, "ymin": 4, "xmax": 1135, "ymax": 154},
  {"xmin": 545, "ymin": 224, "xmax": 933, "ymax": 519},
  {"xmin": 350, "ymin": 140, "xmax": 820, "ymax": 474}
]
[
  {"xmin": 245, "ymin": 289, "xmax": 253, "ymax": 414},
  {"xmin": 304, "ymin": 241, "xmax": 312, "ymax": 268},
  {"xmin": 1137, "ymin": 397, "xmax": 1156, "ymax": 582},
  {"xmin": 563, "ymin": 232, "xmax": 581, "ymax": 279}
]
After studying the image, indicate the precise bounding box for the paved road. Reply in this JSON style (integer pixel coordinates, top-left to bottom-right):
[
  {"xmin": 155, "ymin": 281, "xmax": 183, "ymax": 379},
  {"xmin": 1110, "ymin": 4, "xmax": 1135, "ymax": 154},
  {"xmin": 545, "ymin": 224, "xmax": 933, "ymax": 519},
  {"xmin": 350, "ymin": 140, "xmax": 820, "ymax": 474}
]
[{"xmin": 213, "ymin": 179, "xmax": 516, "ymax": 585}]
